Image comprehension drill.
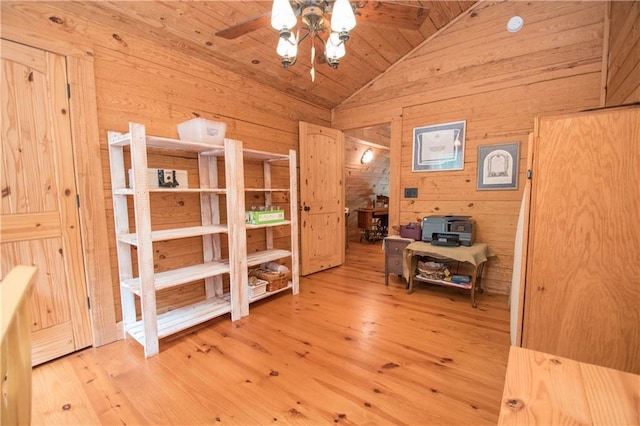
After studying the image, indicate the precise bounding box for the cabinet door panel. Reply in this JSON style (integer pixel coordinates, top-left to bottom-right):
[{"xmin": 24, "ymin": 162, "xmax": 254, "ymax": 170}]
[
  {"xmin": 523, "ymin": 108, "xmax": 640, "ymax": 374},
  {"xmin": 1, "ymin": 40, "xmax": 92, "ymax": 365}
]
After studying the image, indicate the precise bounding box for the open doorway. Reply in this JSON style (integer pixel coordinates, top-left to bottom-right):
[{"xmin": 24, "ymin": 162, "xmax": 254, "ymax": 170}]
[{"xmin": 344, "ymin": 124, "xmax": 391, "ymax": 244}]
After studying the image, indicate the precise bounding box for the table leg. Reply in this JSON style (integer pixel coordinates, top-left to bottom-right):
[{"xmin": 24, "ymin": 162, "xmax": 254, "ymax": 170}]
[
  {"xmin": 469, "ymin": 262, "xmax": 488, "ymax": 308},
  {"xmin": 476, "ymin": 262, "xmax": 486, "ymax": 294},
  {"xmin": 470, "ymin": 273, "xmax": 477, "ymax": 308}
]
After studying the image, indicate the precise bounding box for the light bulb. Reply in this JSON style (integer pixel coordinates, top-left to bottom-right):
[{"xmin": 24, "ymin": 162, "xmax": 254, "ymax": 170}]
[
  {"xmin": 276, "ymin": 33, "xmax": 297, "ymax": 58},
  {"xmin": 271, "ymin": 0, "xmax": 296, "ymax": 32},
  {"xmin": 325, "ymin": 32, "xmax": 346, "ymax": 60},
  {"xmin": 331, "ymin": 0, "xmax": 356, "ymax": 33}
]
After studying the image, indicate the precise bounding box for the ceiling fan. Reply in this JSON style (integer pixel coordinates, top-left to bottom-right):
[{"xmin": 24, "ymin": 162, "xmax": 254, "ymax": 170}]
[
  {"xmin": 215, "ymin": 1, "xmax": 430, "ymax": 40},
  {"xmin": 215, "ymin": 1, "xmax": 429, "ymax": 80}
]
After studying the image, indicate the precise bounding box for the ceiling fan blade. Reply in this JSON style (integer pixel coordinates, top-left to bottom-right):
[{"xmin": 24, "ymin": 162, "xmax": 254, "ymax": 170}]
[
  {"xmin": 355, "ymin": 1, "xmax": 429, "ymax": 30},
  {"xmin": 215, "ymin": 12, "xmax": 271, "ymax": 39}
]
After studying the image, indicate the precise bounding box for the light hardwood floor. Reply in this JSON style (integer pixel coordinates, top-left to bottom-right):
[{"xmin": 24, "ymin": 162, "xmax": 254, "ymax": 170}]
[{"xmin": 32, "ymin": 242, "xmax": 511, "ymax": 425}]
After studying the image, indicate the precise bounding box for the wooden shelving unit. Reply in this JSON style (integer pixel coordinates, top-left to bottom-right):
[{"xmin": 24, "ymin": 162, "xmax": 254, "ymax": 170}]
[
  {"xmin": 108, "ymin": 122, "xmax": 299, "ymax": 357},
  {"xmin": 242, "ymin": 148, "xmax": 299, "ymax": 306}
]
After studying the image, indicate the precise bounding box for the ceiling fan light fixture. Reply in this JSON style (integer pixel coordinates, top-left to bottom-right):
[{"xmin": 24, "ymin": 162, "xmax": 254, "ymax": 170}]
[
  {"xmin": 325, "ymin": 32, "xmax": 346, "ymax": 68},
  {"xmin": 271, "ymin": 0, "xmax": 297, "ymax": 32},
  {"xmin": 331, "ymin": 0, "xmax": 356, "ymax": 34},
  {"xmin": 276, "ymin": 33, "xmax": 298, "ymax": 67},
  {"xmin": 270, "ymin": 0, "xmax": 357, "ymax": 79}
]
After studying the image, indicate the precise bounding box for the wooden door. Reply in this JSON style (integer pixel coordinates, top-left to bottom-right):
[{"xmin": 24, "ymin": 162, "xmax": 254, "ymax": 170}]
[
  {"xmin": 523, "ymin": 107, "xmax": 640, "ymax": 374},
  {"xmin": 299, "ymin": 122, "xmax": 345, "ymax": 275},
  {"xmin": 1, "ymin": 40, "xmax": 92, "ymax": 365}
]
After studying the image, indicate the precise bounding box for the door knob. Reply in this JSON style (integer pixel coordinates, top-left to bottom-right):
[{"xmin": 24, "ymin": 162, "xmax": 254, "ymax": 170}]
[{"xmin": 303, "ymin": 206, "xmax": 311, "ymax": 211}]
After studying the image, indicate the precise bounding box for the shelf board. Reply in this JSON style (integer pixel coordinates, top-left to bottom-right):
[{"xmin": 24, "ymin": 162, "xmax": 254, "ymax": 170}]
[
  {"xmin": 114, "ymin": 188, "xmax": 226, "ymax": 195},
  {"xmin": 244, "ymin": 188, "xmax": 290, "ymax": 192},
  {"xmin": 245, "ymin": 220, "xmax": 291, "ymax": 230},
  {"xmin": 108, "ymin": 132, "xmax": 133, "ymax": 147},
  {"xmin": 125, "ymin": 296, "xmax": 232, "ymax": 342},
  {"xmin": 247, "ymin": 249, "xmax": 292, "ymax": 267},
  {"xmin": 413, "ymin": 275, "xmax": 472, "ymax": 290},
  {"xmin": 118, "ymin": 225, "xmax": 228, "ymax": 245},
  {"xmin": 109, "ymin": 132, "xmax": 227, "ymax": 155},
  {"xmin": 249, "ymin": 282, "xmax": 293, "ymax": 303},
  {"xmin": 122, "ymin": 260, "xmax": 231, "ymax": 295},
  {"xmin": 243, "ymin": 148, "xmax": 289, "ymax": 161}
]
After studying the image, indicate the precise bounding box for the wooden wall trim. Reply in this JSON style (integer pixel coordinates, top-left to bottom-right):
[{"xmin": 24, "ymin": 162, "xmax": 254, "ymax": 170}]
[
  {"xmin": 600, "ymin": 0, "xmax": 611, "ymax": 107},
  {"xmin": 67, "ymin": 56, "xmax": 118, "ymax": 347},
  {"xmin": 605, "ymin": 1, "xmax": 640, "ymax": 106},
  {"xmin": 388, "ymin": 117, "xmax": 403, "ymax": 234}
]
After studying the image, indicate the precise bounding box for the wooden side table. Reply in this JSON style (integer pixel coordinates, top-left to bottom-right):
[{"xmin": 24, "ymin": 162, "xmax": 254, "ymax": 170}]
[
  {"xmin": 383, "ymin": 237, "xmax": 413, "ymax": 286},
  {"xmin": 403, "ymin": 241, "xmax": 495, "ymax": 308}
]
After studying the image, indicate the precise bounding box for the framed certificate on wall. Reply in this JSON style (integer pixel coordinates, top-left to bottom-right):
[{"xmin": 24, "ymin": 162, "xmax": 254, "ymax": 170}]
[{"xmin": 412, "ymin": 120, "xmax": 466, "ymax": 172}]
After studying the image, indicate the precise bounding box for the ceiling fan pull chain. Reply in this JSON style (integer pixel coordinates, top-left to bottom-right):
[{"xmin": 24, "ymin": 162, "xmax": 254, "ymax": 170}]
[{"xmin": 310, "ymin": 43, "xmax": 316, "ymax": 82}]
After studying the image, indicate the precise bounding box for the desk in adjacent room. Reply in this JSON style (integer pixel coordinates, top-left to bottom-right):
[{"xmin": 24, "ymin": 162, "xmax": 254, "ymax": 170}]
[
  {"xmin": 402, "ymin": 241, "xmax": 495, "ymax": 307},
  {"xmin": 357, "ymin": 208, "xmax": 389, "ymax": 242},
  {"xmin": 499, "ymin": 346, "xmax": 640, "ymax": 425}
]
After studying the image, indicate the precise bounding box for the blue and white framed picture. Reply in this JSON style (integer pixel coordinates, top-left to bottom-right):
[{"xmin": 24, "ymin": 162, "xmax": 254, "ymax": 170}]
[
  {"xmin": 412, "ymin": 120, "xmax": 466, "ymax": 172},
  {"xmin": 477, "ymin": 142, "xmax": 520, "ymax": 190}
]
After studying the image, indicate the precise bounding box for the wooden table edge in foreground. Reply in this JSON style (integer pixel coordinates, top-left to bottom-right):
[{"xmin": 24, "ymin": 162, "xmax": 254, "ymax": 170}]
[{"xmin": 498, "ymin": 346, "xmax": 640, "ymax": 425}]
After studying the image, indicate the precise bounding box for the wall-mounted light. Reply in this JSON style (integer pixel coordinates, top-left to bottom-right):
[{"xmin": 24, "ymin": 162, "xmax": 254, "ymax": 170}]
[{"xmin": 361, "ymin": 148, "xmax": 374, "ymax": 164}]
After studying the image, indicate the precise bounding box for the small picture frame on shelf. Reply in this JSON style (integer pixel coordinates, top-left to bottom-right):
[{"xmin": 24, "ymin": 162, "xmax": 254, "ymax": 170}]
[{"xmin": 477, "ymin": 142, "xmax": 520, "ymax": 190}]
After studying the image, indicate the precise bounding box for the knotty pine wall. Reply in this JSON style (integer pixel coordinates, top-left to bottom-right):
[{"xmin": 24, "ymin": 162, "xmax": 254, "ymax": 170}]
[
  {"xmin": 606, "ymin": 2, "xmax": 640, "ymax": 106},
  {"xmin": 333, "ymin": 1, "xmax": 609, "ymax": 295},
  {"xmin": 1, "ymin": 2, "xmax": 330, "ymax": 322}
]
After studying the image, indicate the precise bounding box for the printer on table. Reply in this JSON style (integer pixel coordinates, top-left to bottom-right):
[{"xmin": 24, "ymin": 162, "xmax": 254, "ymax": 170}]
[{"xmin": 421, "ymin": 215, "xmax": 475, "ymax": 247}]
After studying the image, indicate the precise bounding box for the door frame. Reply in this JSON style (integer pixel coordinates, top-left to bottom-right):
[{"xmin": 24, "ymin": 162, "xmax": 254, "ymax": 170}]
[
  {"xmin": 1, "ymin": 35, "xmax": 117, "ymax": 346},
  {"xmin": 332, "ymin": 114, "xmax": 403, "ymax": 236}
]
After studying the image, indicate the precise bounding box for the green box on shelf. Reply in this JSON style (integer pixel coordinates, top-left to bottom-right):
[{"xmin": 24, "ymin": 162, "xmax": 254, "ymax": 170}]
[{"xmin": 246, "ymin": 209, "xmax": 285, "ymax": 225}]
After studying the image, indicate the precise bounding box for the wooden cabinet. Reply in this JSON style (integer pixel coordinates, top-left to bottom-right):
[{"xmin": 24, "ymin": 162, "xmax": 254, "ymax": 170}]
[
  {"xmin": 108, "ymin": 122, "xmax": 298, "ymax": 357},
  {"xmin": 521, "ymin": 107, "xmax": 639, "ymax": 374}
]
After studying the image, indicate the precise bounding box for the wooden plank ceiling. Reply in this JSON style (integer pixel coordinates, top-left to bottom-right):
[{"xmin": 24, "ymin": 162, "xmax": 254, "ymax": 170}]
[{"xmin": 56, "ymin": 1, "xmax": 477, "ymax": 110}]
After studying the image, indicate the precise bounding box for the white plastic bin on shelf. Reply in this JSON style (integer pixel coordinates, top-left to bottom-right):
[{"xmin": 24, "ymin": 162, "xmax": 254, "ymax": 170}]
[
  {"xmin": 248, "ymin": 279, "xmax": 268, "ymax": 298},
  {"xmin": 177, "ymin": 118, "xmax": 226, "ymax": 145}
]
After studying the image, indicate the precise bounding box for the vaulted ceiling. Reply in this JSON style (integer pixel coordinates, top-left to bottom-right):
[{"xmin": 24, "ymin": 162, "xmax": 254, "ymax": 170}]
[{"xmin": 53, "ymin": 1, "xmax": 477, "ymax": 110}]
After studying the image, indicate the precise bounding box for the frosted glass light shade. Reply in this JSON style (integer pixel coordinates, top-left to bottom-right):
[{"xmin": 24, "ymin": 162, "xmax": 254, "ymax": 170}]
[
  {"xmin": 325, "ymin": 32, "xmax": 345, "ymax": 59},
  {"xmin": 331, "ymin": 0, "xmax": 356, "ymax": 32},
  {"xmin": 361, "ymin": 148, "xmax": 374, "ymax": 164},
  {"xmin": 276, "ymin": 33, "xmax": 298, "ymax": 57},
  {"xmin": 271, "ymin": 0, "xmax": 297, "ymax": 31}
]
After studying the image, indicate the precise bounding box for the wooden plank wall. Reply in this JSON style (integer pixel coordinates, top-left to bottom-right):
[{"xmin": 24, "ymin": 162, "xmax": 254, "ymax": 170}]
[
  {"xmin": 1, "ymin": 2, "xmax": 330, "ymax": 322},
  {"xmin": 333, "ymin": 1, "xmax": 608, "ymax": 294},
  {"xmin": 606, "ymin": 1, "xmax": 640, "ymax": 106}
]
